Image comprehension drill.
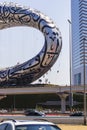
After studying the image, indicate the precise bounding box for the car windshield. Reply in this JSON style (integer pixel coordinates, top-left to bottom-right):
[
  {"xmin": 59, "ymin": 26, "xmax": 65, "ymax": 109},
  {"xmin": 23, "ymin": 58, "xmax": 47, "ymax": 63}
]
[{"xmin": 15, "ymin": 124, "xmax": 61, "ymax": 130}]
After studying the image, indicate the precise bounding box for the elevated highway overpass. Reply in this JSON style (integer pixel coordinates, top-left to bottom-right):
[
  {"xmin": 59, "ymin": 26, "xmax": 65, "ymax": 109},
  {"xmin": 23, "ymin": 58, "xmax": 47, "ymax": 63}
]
[
  {"xmin": 0, "ymin": 85, "xmax": 87, "ymax": 95},
  {"xmin": 0, "ymin": 85, "xmax": 87, "ymax": 113}
]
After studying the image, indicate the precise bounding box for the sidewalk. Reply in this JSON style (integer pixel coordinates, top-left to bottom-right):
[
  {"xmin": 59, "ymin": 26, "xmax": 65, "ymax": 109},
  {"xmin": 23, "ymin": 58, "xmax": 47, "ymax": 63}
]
[{"xmin": 58, "ymin": 124, "xmax": 87, "ymax": 130}]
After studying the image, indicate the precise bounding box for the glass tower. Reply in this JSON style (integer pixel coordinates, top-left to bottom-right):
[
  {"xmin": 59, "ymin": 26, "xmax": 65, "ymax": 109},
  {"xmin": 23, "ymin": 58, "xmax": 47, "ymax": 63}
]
[{"xmin": 71, "ymin": 0, "xmax": 87, "ymax": 85}]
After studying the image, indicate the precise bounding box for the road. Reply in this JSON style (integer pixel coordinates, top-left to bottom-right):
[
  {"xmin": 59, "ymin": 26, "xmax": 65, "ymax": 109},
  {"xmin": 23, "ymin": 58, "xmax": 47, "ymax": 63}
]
[
  {"xmin": 0, "ymin": 115, "xmax": 87, "ymax": 129},
  {"xmin": 0, "ymin": 115, "xmax": 86, "ymax": 125}
]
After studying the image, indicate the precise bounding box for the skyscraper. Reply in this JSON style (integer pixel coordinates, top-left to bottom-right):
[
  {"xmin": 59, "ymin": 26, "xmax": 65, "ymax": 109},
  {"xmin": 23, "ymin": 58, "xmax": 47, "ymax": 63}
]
[{"xmin": 71, "ymin": 0, "xmax": 87, "ymax": 85}]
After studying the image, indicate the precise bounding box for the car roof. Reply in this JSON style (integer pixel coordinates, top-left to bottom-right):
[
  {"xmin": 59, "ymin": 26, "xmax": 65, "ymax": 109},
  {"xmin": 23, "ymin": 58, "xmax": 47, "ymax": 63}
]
[
  {"xmin": 15, "ymin": 120, "xmax": 54, "ymax": 125},
  {"xmin": 0, "ymin": 119, "xmax": 55, "ymax": 126}
]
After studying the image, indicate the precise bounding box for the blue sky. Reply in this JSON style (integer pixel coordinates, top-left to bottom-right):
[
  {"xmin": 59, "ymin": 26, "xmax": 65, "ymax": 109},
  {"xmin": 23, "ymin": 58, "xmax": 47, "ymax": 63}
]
[{"xmin": 0, "ymin": 0, "xmax": 71, "ymax": 85}]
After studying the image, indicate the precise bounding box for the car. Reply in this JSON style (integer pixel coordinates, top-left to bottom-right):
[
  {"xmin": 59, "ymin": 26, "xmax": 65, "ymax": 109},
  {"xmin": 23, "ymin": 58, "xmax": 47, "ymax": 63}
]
[
  {"xmin": 70, "ymin": 112, "xmax": 83, "ymax": 117},
  {"xmin": 0, "ymin": 119, "xmax": 61, "ymax": 130},
  {"xmin": 24, "ymin": 109, "xmax": 45, "ymax": 116}
]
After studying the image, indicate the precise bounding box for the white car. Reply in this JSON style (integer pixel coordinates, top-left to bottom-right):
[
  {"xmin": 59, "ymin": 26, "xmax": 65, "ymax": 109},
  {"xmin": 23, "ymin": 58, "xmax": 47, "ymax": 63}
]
[{"xmin": 0, "ymin": 119, "xmax": 61, "ymax": 130}]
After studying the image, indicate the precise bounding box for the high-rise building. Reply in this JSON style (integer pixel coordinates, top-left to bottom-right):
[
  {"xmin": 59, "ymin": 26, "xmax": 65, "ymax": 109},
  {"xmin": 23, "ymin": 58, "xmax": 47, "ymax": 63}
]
[{"xmin": 71, "ymin": 0, "xmax": 87, "ymax": 85}]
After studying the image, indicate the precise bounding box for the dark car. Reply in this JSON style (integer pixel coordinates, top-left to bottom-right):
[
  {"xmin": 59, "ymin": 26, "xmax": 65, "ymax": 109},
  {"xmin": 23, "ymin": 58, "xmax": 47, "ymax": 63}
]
[
  {"xmin": 24, "ymin": 109, "xmax": 45, "ymax": 116},
  {"xmin": 70, "ymin": 112, "xmax": 83, "ymax": 117}
]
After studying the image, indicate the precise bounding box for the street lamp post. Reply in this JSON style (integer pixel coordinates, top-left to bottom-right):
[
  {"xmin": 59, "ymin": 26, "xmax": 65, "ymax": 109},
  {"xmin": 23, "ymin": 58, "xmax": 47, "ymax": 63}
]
[
  {"xmin": 68, "ymin": 19, "xmax": 73, "ymax": 113},
  {"xmin": 83, "ymin": 37, "xmax": 86, "ymax": 125}
]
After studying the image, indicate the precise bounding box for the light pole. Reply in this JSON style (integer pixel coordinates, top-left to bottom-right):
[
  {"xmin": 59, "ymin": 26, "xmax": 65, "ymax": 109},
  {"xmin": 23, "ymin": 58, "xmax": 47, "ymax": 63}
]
[
  {"xmin": 13, "ymin": 95, "xmax": 15, "ymax": 111},
  {"xmin": 68, "ymin": 19, "xmax": 73, "ymax": 113},
  {"xmin": 83, "ymin": 37, "xmax": 86, "ymax": 125}
]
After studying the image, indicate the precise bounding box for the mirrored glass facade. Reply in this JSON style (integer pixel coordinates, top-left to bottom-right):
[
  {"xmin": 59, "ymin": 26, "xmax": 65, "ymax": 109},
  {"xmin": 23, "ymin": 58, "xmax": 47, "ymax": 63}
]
[{"xmin": 71, "ymin": 0, "xmax": 87, "ymax": 85}]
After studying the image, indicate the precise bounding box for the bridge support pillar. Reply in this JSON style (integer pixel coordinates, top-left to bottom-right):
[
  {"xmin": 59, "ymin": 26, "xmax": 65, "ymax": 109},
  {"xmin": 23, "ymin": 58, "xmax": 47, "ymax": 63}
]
[{"xmin": 57, "ymin": 92, "xmax": 69, "ymax": 113}]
